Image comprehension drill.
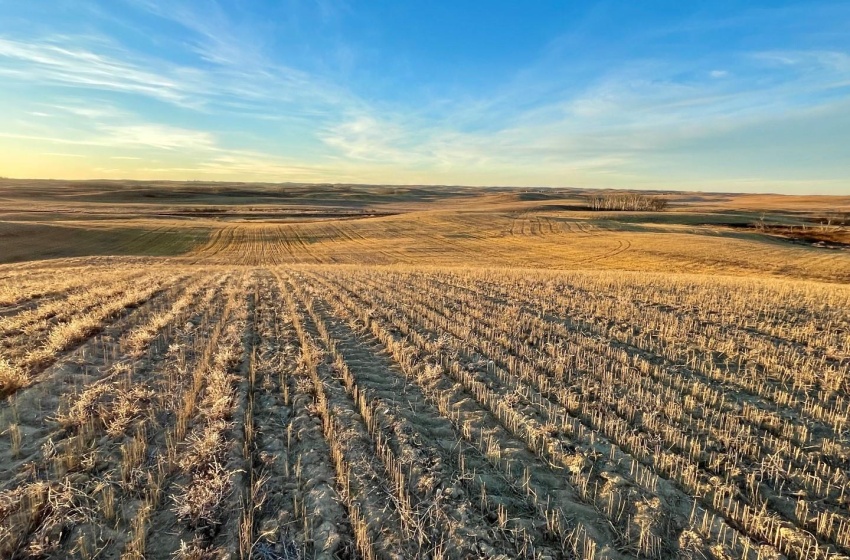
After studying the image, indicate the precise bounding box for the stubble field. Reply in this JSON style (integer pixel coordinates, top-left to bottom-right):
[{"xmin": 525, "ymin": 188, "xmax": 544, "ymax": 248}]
[{"xmin": 0, "ymin": 181, "xmax": 848, "ymax": 560}]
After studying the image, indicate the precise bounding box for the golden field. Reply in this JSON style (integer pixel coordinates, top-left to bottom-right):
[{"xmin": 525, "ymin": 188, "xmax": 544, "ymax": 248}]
[{"xmin": 0, "ymin": 180, "xmax": 848, "ymax": 559}]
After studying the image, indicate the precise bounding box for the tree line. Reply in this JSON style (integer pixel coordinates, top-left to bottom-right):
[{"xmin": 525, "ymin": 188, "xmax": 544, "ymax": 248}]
[{"xmin": 585, "ymin": 193, "xmax": 668, "ymax": 211}]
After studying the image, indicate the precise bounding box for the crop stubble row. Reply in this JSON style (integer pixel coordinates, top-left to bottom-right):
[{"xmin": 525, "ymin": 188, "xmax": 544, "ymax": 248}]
[{"xmin": 0, "ymin": 264, "xmax": 847, "ymax": 559}]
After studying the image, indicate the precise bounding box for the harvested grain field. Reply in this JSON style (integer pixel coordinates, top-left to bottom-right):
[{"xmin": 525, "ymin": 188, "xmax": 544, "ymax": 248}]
[{"xmin": 0, "ymin": 183, "xmax": 848, "ymax": 559}]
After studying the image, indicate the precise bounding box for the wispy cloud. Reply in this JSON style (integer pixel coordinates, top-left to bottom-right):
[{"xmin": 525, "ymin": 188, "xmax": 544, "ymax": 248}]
[
  {"xmin": 0, "ymin": 37, "xmax": 197, "ymax": 106},
  {"xmin": 125, "ymin": 0, "xmax": 356, "ymax": 112},
  {"xmin": 42, "ymin": 152, "xmax": 87, "ymax": 158},
  {"xmin": 0, "ymin": 121, "xmax": 216, "ymax": 152},
  {"xmin": 98, "ymin": 123, "xmax": 217, "ymax": 151},
  {"xmin": 195, "ymin": 151, "xmax": 337, "ymax": 178},
  {"xmin": 128, "ymin": 0, "xmax": 264, "ymax": 67},
  {"xmin": 310, "ymin": 41, "xmax": 850, "ymax": 189},
  {"xmin": 0, "ymin": 26, "xmax": 350, "ymax": 124}
]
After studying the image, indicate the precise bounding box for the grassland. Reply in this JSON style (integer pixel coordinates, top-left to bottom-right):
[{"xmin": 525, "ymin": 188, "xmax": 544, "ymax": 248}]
[{"xmin": 0, "ymin": 180, "xmax": 848, "ymax": 559}]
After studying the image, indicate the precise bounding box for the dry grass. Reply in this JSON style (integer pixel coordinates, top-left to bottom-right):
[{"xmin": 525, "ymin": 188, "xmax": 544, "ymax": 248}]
[
  {"xmin": 0, "ymin": 184, "xmax": 847, "ymax": 559},
  {"xmin": 0, "ymin": 359, "xmax": 28, "ymax": 397}
]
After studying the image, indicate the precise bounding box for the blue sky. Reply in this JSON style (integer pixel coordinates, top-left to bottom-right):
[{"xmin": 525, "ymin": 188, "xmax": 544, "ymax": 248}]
[{"xmin": 0, "ymin": 1, "xmax": 848, "ymax": 193}]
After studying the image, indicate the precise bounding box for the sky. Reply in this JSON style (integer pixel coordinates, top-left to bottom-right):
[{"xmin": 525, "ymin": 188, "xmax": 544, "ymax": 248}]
[{"xmin": 0, "ymin": 1, "xmax": 848, "ymax": 193}]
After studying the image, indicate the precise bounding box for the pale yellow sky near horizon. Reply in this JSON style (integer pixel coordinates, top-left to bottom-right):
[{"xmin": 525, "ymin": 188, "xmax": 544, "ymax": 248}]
[{"xmin": 2, "ymin": 140, "xmax": 847, "ymax": 195}]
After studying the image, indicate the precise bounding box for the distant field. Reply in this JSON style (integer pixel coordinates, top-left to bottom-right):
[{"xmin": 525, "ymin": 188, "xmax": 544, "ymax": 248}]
[
  {"xmin": 0, "ymin": 180, "xmax": 848, "ymax": 280},
  {"xmin": 0, "ymin": 220, "xmax": 208, "ymax": 263},
  {"xmin": 0, "ymin": 180, "xmax": 848, "ymax": 559}
]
